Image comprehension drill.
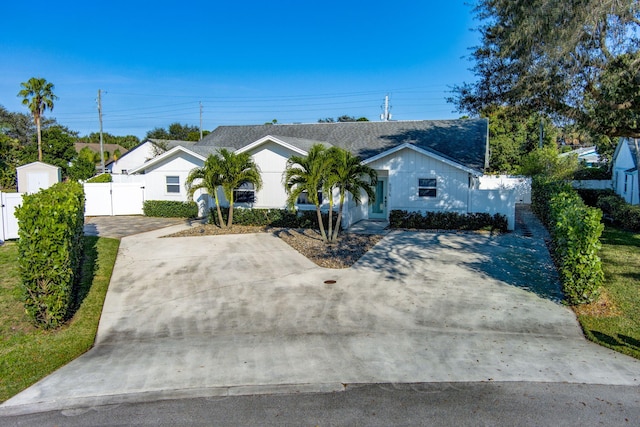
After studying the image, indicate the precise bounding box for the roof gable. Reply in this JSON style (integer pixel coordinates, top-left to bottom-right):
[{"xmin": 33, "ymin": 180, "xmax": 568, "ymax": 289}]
[
  {"xmin": 129, "ymin": 146, "xmax": 206, "ymax": 174},
  {"xmin": 197, "ymin": 119, "xmax": 489, "ymax": 171}
]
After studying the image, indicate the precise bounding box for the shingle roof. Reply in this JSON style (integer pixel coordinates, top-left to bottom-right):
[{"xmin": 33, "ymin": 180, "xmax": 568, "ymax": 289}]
[{"xmin": 196, "ymin": 119, "xmax": 489, "ymax": 172}]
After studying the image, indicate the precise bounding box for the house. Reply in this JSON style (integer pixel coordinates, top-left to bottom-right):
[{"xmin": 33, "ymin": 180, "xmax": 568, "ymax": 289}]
[
  {"xmin": 107, "ymin": 139, "xmax": 195, "ymax": 175},
  {"xmin": 559, "ymin": 146, "xmax": 602, "ymax": 167},
  {"xmin": 16, "ymin": 161, "xmax": 61, "ymax": 194},
  {"xmin": 612, "ymin": 138, "xmax": 640, "ymax": 205},
  {"xmin": 119, "ymin": 119, "xmax": 519, "ymax": 227}
]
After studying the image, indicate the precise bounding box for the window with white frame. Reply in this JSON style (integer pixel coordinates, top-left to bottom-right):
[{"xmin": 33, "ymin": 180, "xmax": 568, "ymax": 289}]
[
  {"xmin": 234, "ymin": 182, "xmax": 255, "ymax": 203},
  {"xmin": 418, "ymin": 178, "xmax": 437, "ymax": 197},
  {"xmin": 166, "ymin": 176, "xmax": 180, "ymax": 193},
  {"xmin": 296, "ymin": 190, "xmax": 322, "ymax": 205}
]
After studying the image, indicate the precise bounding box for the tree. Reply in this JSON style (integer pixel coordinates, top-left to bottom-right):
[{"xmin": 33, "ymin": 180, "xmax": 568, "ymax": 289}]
[
  {"xmin": 68, "ymin": 156, "xmax": 98, "ymax": 181},
  {"xmin": 318, "ymin": 116, "xmax": 369, "ymax": 123},
  {"xmin": 146, "ymin": 123, "xmax": 202, "ymax": 141},
  {"xmin": 326, "ymin": 147, "xmax": 377, "ymax": 241},
  {"xmin": 519, "ymin": 145, "xmax": 578, "ymax": 179},
  {"xmin": 0, "ymin": 133, "xmax": 19, "ymax": 189},
  {"xmin": 21, "ymin": 125, "xmax": 77, "ymax": 176},
  {"xmin": 185, "ymin": 154, "xmax": 225, "ymax": 227},
  {"xmin": 18, "ymin": 77, "xmax": 58, "ymax": 161},
  {"xmin": 216, "ymin": 149, "xmax": 263, "ymax": 228},
  {"xmin": 450, "ymin": 0, "xmax": 640, "ymax": 139},
  {"xmin": 284, "ymin": 145, "xmax": 333, "ymax": 241},
  {"xmin": 482, "ymin": 106, "xmax": 559, "ymax": 173},
  {"xmin": 78, "ymin": 132, "xmax": 140, "ymax": 150}
]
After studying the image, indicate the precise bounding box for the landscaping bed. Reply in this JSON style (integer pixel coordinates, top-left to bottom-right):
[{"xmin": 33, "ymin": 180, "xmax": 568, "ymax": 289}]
[{"xmin": 167, "ymin": 224, "xmax": 382, "ymax": 269}]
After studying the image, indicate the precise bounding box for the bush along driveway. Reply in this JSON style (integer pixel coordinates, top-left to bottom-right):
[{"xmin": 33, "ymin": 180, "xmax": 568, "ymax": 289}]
[{"xmin": 2, "ymin": 222, "xmax": 639, "ymax": 415}]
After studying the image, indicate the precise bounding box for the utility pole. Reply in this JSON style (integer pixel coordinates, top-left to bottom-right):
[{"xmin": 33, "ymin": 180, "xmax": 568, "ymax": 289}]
[
  {"xmin": 199, "ymin": 101, "xmax": 203, "ymax": 141},
  {"xmin": 380, "ymin": 94, "xmax": 392, "ymax": 121},
  {"xmin": 97, "ymin": 89, "xmax": 105, "ymax": 173}
]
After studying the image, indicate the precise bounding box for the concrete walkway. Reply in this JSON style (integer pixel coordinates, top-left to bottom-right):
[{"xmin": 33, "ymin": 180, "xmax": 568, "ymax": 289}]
[
  {"xmin": 84, "ymin": 216, "xmax": 192, "ymax": 239},
  {"xmin": 2, "ymin": 214, "xmax": 639, "ymax": 415}
]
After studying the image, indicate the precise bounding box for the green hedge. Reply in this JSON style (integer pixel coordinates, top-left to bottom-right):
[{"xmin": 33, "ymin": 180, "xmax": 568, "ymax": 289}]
[
  {"xmin": 596, "ymin": 194, "xmax": 640, "ymax": 232},
  {"xmin": 209, "ymin": 207, "xmax": 327, "ymax": 229},
  {"xmin": 86, "ymin": 173, "xmax": 112, "ymax": 183},
  {"xmin": 388, "ymin": 210, "xmax": 508, "ymax": 232},
  {"xmin": 532, "ymin": 177, "xmax": 604, "ymax": 304},
  {"xmin": 143, "ymin": 200, "xmax": 198, "ymax": 218},
  {"xmin": 14, "ymin": 182, "xmax": 86, "ymax": 328}
]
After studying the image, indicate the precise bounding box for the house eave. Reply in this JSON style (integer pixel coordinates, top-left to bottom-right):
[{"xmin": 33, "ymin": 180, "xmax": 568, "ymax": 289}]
[{"xmin": 128, "ymin": 146, "xmax": 206, "ymax": 174}]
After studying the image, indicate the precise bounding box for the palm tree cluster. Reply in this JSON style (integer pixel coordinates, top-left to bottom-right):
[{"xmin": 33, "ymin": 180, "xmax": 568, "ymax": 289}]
[
  {"xmin": 186, "ymin": 149, "xmax": 263, "ymax": 228},
  {"xmin": 284, "ymin": 144, "xmax": 377, "ymax": 242}
]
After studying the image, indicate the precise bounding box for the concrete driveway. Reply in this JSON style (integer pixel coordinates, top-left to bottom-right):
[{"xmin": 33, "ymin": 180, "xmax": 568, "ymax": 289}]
[{"xmin": 2, "ymin": 224, "xmax": 639, "ymax": 414}]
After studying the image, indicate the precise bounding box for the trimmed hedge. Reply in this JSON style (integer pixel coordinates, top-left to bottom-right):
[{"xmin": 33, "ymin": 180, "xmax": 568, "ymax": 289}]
[
  {"xmin": 14, "ymin": 181, "xmax": 86, "ymax": 328},
  {"xmin": 388, "ymin": 210, "xmax": 508, "ymax": 232},
  {"xmin": 143, "ymin": 200, "xmax": 198, "ymax": 218},
  {"xmin": 576, "ymin": 189, "xmax": 640, "ymax": 232},
  {"xmin": 209, "ymin": 207, "xmax": 329, "ymax": 229},
  {"xmin": 532, "ymin": 177, "xmax": 604, "ymax": 305}
]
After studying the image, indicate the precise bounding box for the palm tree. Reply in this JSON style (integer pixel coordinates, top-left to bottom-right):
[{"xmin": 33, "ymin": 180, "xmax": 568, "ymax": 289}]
[
  {"xmin": 284, "ymin": 144, "xmax": 333, "ymax": 241},
  {"xmin": 185, "ymin": 154, "xmax": 225, "ymax": 227},
  {"xmin": 18, "ymin": 77, "xmax": 58, "ymax": 162},
  {"xmin": 327, "ymin": 147, "xmax": 377, "ymax": 242},
  {"xmin": 217, "ymin": 149, "xmax": 263, "ymax": 228}
]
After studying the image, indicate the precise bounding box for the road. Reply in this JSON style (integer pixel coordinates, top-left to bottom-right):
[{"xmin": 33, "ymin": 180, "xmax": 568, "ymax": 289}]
[{"xmin": 2, "ymin": 382, "xmax": 639, "ymax": 426}]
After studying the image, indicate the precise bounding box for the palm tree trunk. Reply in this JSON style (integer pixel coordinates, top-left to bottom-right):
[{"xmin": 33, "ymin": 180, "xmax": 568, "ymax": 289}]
[
  {"xmin": 316, "ymin": 206, "xmax": 328, "ymax": 241},
  {"xmin": 327, "ymin": 199, "xmax": 334, "ymax": 243},
  {"xmin": 227, "ymin": 200, "xmax": 234, "ymax": 228},
  {"xmin": 332, "ymin": 192, "xmax": 346, "ymax": 241},
  {"xmin": 36, "ymin": 116, "xmax": 42, "ymax": 162},
  {"xmin": 213, "ymin": 192, "xmax": 225, "ymax": 228}
]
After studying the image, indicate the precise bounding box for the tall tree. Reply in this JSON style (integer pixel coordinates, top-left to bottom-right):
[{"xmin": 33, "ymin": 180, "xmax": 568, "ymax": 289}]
[
  {"xmin": 17, "ymin": 77, "xmax": 58, "ymax": 161},
  {"xmin": 146, "ymin": 122, "xmax": 203, "ymax": 141},
  {"xmin": 185, "ymin": 154, "xmax": 225, "ymax": 227},
  {"xmin": 216, "ymin": 149, "xmax": 263, "ymax": 228},
  {"xmin": 284, "ymin": 145, "xmax": 333, "ymax": 241},
  {"xmin": 326, "ymin": 147, "xmax": 377, "ymax": 242},
  {"xmin": 450, "ymin": 0, "xmax": 640, "ymax": 141}
]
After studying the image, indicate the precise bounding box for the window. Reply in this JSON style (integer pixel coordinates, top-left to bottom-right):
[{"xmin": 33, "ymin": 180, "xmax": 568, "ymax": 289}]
[
  {"xmin": 296, "ymin": 190, "xmax": 322, "ymax": 205},
  {"xmin": 418, "ymin": 178, "xmax": 437, "ymax": 197},
  {"xmin": 166, "ymin": 176, "xmax": 180, "ymax": 193},
  {"xmin": 234, "ymin": 182, "xmax": 255, "ymax": 203}
]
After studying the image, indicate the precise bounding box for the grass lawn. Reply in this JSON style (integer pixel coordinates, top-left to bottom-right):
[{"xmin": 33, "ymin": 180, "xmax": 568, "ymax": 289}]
[
  {"xmin": 574, "ymin": 226, "xmax": 640, "ymax": 360},
  {"xmin": 0, "ymin": 236, "xmax": 119, "ymax": 403}
]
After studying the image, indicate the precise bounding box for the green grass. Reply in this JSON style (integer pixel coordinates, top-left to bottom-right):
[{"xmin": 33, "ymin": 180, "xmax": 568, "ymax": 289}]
[
  {"xmin": 575, "ymin": 226, "xmax": 640, "ymax": 360},
  {"xmin": 0, "ymin": 236, "xmax": 120, "ymax": 403}
]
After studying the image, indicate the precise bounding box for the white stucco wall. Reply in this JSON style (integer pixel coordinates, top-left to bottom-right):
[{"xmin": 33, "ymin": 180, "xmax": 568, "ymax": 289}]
[
  {"xmin": 139, "ymin": 151, "xmax": 204, "ymax": 203},
  {"xmin": 246, "ymin": 141, "xmax": 291, "ymax": 208},
  {"xmin": 366, "ymin": 147, "xmax": 472, "ymax": 214}
]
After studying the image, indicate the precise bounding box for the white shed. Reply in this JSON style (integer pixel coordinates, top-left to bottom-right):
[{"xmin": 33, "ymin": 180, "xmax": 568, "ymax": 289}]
[{"xmin": 16, "ymin": 162, "xmax": 62, "ymax": 194}]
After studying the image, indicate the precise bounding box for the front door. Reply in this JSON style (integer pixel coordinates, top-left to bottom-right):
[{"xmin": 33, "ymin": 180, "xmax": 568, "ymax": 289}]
[{"xmin": 369, "ymin": 177, "xmax": 387, "ymax": 219}]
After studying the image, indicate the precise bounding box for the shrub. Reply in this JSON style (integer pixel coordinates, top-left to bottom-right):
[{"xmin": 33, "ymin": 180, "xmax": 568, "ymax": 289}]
[
  {"xmin": 531, "ymin": 177, "xmax": 604, "ymax": 305},
  {"xmin": 596, "ymin": 193, "xmax": 640, "ymax": 231},
  {"xmin": 208, "ymin": 207, "xmax": 332, "ymax": 229},
  {"xmin": 14, "ymin": 181, "xmax": 85, "ymax": 328},
  {"xmin": 86, "ymin": 173, "xmax": 112, "ymax": 183},
  {"xmin": 388, "ymin": 210, "xmax": 508, "ymax": 232},
  {"xmin": 143, "ymin": 200, "xmax": 198, "ymax": 218},
  {"xmin": 573, "ymin": 166, "xmax": 611, "ymax": 180}
]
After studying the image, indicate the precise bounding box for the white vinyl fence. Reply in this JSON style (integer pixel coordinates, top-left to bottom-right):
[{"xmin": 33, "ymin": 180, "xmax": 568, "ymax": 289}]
[
  {"xmin": 84, "ymin": 182, "xmax": 145, "ymax": 216},
  {"xmin": 0, "ymin": 192, "xmax": 23, "ymax": 241}
]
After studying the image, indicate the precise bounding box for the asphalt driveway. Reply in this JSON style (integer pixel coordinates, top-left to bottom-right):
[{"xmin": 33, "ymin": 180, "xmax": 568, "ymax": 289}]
[{"xmin": 2, "ymin": 223, "xmax": 639, "ymax": 414}]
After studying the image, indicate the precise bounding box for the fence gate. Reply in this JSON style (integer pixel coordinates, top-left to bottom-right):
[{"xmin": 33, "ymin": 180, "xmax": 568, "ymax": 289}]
[
  {"xmin": 0, "ymin": 192, "xmax": 23, "ymax": 241},
  {"xmin": 84, "ymin": 183, "xmax": 145, "ymax": 216}
]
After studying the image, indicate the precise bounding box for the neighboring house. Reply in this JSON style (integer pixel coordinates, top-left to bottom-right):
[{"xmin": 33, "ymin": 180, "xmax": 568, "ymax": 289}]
[
  {"xmin": 16, "ymin": 161, "xmax": 61, "ymax": 194},
  {"xmin": 612, "ymin": 138, "xmax": 640, "ymax": 205},
  {"xmin": 560, "ymin": 146, "xmax": 602, "ymax": 167},
  {"xmin": 106, "ymin": 139, "xmax": 193, "ymax": 174}
]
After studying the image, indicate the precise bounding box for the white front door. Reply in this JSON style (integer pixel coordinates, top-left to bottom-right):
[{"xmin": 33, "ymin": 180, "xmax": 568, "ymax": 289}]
[{"xmin": 369, "ymin": 177, "xmax": 387, "ymax": 219}]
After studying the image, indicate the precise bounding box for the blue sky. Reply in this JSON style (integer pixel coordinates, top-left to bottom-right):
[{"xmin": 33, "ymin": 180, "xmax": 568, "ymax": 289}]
[{"xmin": 0, "ymin": 1, "xmax": 480, "ymax": 139}]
